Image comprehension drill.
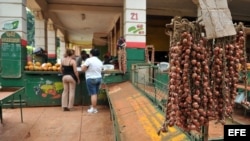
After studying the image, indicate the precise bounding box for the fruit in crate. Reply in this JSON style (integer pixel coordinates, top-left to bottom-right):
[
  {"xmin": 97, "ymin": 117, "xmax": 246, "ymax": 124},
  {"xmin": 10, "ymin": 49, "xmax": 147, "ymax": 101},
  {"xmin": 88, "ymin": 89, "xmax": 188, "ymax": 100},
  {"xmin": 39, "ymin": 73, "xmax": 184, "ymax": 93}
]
[
  {"xmin": 247, "ymin": 63, "xmax": 250, "ymax": 70},
  {"xmin": 47, "ymin": 62, "xmax": 52, "ymax": 67},
  {"xmin": 35, "ymin": 61, "xmax": 41, "ymax": 66},
  {"xmin": 27, "ymin": 61, "xmax": 33, "ymax": 66},
  {"xmin": 24, "ymin": 61, "xmax": 60, "ymax": 72},
  {"xmin": 237, "ymin": 63, "xmax": 250, "ymax": 71},
  {"xmin": 28, "ymin": 65, "xmax": 34, "ymax": 71},
  {"xmin": 25, "ymin": 61, "xmax": 34, "ymax": 71},
  {"xmin": 237, "ymin": 63, "xmax": 241, "ymax": 71}
]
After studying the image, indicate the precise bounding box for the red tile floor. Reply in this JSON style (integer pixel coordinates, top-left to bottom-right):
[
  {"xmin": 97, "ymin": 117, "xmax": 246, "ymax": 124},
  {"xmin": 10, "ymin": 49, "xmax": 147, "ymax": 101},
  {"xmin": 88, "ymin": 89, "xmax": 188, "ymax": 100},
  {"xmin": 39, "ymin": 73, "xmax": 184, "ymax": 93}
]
[
  {"xmin": 0, "ymin": 105, "xmax": 114, "ymax": 141},
  {"xmin": 1, "ymin": 90, "xmax": 250, "ymax": 141},
  {"xmin": 207, "ymin": 105, "xmax": 250, "ymax": 140}
]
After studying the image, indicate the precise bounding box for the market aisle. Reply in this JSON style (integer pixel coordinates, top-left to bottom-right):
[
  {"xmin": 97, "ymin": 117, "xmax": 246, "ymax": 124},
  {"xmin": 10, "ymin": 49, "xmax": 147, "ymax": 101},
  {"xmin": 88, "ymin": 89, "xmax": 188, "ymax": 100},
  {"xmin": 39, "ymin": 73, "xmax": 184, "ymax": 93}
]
[
  {"xmin": 107, "ymin": 81, "xmax": 190, "ymax": 141},
  {"xmin": 0, "ymin": 105, "xmax": 113, "ymax": 141}
]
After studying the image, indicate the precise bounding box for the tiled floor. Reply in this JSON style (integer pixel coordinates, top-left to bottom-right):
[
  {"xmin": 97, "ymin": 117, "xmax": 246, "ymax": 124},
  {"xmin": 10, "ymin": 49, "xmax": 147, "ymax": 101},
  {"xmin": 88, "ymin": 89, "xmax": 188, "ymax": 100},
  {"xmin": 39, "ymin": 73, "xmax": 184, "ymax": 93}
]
[
  {"xmin": 1, "ymin": 82, "xmax": 250, "ymax": 141},
  {"xmin": 0, "ymin": 105, "xmax": 114, "ymax": 141}
]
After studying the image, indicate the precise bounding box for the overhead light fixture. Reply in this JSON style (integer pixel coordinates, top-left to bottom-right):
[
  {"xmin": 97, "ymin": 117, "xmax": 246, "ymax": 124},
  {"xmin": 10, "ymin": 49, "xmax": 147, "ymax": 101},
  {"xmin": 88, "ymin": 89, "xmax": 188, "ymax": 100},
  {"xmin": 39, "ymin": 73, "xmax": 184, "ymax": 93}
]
[{"xmin": 81, "ymin": 14, "xmax": 86, "ymax": 21}]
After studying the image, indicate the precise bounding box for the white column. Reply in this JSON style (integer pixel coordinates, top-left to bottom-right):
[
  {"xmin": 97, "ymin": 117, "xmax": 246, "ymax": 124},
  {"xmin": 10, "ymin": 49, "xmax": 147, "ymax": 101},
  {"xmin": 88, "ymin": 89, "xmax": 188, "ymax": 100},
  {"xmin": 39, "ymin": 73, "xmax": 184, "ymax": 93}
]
[
  {"xmin": 34, "ymin": 16, "xmax": 46, "ymax": 50},
  {"xmin": 0, "ymin": 0, "xmax": 27, "ymax": 42},
  {"xmin": 47, "ymin": 23, "xmax": 56, "ymax": 59},
  {"xmin": 124, "ymin": 0, "xmax": 146, "ymax": 48},
  {"xmin": 59, "ymin": 40, "xmax": 66, "ymax": 60}
]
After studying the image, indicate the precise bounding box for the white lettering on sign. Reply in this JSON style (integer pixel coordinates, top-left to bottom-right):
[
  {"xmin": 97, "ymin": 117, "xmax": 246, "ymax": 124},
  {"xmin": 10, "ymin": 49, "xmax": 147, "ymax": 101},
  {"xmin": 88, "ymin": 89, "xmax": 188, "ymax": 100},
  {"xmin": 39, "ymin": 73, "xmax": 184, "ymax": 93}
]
[{"xmin": 228, "ymin": 129, "xmax": 246, "ymax": 136}]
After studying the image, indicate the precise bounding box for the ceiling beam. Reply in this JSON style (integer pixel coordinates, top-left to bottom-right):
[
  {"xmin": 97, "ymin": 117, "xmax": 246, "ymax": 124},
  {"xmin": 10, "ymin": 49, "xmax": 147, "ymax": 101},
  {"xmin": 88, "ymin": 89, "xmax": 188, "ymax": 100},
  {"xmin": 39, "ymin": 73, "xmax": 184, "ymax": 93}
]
[
  {"xmin": 146, "ymin": 7, "xmax": 250, "ymax": 22},
  {"xmin": 147, "ymin": 8, "xmax": 197, "ymax": 17},
  {"xmin": 47, "ymin": 12, "xmax": 66, "ymax": 31},
  {"xmin": 231, "ymin": 14, "xmax": 250, "ymax": 22},
  {"xmin": 48, "ymin": 4, "xmax": 123, "ymax": 13},
  {"xmin": 35, "ymin": 0, "xmax": 48, "ymax": 11}
]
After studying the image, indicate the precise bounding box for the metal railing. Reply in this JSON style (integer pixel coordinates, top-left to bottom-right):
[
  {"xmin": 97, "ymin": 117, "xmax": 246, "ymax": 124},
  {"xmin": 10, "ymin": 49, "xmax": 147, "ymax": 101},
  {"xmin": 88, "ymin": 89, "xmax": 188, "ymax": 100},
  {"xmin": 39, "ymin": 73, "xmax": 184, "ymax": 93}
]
[
  {"xmin": 130, "ymin": 63, "xmax": 212, "ymax": 141},
  {"xmin": 130, "ymin": 63, "xmax": 169, "ymax": 112},
  {"xmin": 101, "ymin": 80, "xmax": 121, "ymax": 141}
]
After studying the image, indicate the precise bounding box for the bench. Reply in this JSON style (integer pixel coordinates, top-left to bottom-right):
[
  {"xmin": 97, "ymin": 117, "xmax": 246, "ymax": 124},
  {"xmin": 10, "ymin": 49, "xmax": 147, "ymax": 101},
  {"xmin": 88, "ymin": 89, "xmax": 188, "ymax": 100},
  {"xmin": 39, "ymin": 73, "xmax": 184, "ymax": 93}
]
[
  {"xmin": 236, "ymin": 84, "xmax": 250, "ymax": 91},
  {"xmin": 0, "ymin": 87, "xmax": 24, "ymax": 124}
]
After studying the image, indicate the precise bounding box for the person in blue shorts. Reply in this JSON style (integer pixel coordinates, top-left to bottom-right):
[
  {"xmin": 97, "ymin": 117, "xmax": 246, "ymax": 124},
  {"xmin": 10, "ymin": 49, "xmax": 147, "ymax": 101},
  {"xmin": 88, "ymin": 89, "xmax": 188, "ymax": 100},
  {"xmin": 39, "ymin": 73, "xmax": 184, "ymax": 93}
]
[{"xmin": 81, "ymin": 48, "xmax": 103, "ymax": 113}]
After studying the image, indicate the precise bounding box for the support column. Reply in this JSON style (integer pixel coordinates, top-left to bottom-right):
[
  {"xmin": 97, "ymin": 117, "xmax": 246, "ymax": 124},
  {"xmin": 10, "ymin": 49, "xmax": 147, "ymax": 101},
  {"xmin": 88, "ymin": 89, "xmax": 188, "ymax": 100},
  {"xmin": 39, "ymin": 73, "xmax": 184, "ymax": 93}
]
[
  {"xmin": 47, "ymin": 22, "xmax": 56, "ymax": 60},
  {"xmin": 124, "ymin": 0, "xmax": 146, "ymax": 48},
  {"xmin": 0, "ymin": 0, "xmax": 27, "ymax": 43},
  {"xmin": 59, "ymin": 39, "xmax": 66, "ymax": 60},
  {"xmin": 34, "ymin": 11, "xmax": 46, "ymax": 50}
]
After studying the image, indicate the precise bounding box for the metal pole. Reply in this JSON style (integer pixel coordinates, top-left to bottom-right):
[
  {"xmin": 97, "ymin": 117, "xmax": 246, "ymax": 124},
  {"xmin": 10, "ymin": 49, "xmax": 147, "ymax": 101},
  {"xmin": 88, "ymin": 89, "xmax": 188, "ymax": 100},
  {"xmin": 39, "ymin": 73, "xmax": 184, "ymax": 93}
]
[
  {"xmin": 19, "ymin": 94, "xmax": 23, "ymax": 123},
  {"xmin": 202, "ymin": 126, "xmax": 209, "ymax": 141}
]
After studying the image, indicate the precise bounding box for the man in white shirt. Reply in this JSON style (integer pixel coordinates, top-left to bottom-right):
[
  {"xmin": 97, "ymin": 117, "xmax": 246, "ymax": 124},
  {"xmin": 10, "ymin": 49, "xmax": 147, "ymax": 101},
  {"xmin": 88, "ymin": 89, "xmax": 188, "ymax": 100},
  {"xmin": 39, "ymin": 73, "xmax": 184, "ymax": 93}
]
[{"xmin": 81, "ymin": 48, "xmax": 103, "ymax": 113}]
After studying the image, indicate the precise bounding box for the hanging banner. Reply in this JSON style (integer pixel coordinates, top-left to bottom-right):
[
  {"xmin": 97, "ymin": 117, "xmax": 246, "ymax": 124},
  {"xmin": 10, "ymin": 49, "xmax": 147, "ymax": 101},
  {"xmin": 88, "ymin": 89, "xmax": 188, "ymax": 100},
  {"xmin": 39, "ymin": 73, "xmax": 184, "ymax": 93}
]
[{"xmin": 196, "ymin": 0, "xmax": 236, "ymax": 39}]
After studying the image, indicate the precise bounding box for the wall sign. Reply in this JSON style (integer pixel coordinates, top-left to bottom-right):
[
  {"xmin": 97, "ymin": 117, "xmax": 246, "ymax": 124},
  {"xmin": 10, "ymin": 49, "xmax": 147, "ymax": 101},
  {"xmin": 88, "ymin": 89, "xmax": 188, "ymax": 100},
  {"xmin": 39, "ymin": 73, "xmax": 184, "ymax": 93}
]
[
  {"xmin": 125, "ymin": 10, "xmax": 146, "ymax": 22},
  {"xmin": 0, "ymin": 19, "xmax": 19, "ymax": 30},
  {"xmin": 0, "ymin": 31, "xmax": 22, "ymax": 78},
  {"xmin": 124, "ymin": 0, "xmax": 146, "ymax": 48},
  {"xmin": 125, "ymin": 23, "xmax": 146, "ymax": 35}
]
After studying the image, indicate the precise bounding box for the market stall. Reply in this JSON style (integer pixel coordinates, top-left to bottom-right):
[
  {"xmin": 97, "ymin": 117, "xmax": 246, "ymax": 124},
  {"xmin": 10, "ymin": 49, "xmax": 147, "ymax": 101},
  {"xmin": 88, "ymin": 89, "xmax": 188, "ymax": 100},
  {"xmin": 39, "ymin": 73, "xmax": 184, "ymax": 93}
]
[
  {"xmin": 23, "ymin": 70, "xmax": 88, "ymax": 106},
  {"xmin": 0, "ymin": 31, "xmax": 107, "ymax": 107}
]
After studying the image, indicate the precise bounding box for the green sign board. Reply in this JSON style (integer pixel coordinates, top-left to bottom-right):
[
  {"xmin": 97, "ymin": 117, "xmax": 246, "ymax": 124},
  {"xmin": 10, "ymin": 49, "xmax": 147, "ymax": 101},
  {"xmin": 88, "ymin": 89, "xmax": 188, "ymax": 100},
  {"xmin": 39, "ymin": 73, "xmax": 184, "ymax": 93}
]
[{"xmin": 0, "ymin": 31, "xmax": 22, "ymax": 78}]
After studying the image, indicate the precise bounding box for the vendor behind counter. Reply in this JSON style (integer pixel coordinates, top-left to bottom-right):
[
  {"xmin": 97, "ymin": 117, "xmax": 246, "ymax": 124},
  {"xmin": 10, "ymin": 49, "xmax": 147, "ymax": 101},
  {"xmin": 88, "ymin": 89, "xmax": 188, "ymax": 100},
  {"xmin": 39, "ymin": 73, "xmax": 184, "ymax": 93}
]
[{"xmin": 33, "ymin": 47, "xmax": 48, "ymax": 63}]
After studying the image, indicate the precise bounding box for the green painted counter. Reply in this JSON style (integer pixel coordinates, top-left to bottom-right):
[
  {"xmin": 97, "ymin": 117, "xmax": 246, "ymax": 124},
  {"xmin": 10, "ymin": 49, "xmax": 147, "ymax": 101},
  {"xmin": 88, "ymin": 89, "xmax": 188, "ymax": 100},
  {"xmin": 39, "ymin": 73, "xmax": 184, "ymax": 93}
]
[
  {"xmin": 102, "ymin": 70, "xmax": 129, "ymax": 84},
  {"xmin": 23, "ymin": 71, "xmax": 107, "ymax": 107}
]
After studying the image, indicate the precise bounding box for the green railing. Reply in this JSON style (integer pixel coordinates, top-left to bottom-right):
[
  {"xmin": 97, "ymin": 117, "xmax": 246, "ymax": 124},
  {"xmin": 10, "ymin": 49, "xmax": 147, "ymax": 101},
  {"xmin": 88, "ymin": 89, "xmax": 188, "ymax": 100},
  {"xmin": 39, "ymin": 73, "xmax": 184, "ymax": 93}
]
[
  {"xmin": 101, "ymin": 81, "xmax": 121, "ymax": 141},
  {"xmin": 131, "ymin": 63, "xmax": 169, "ymax": 112},
  {"xmin": 130, "ymin": 64, "xmax": 211, "ymax": 141}
]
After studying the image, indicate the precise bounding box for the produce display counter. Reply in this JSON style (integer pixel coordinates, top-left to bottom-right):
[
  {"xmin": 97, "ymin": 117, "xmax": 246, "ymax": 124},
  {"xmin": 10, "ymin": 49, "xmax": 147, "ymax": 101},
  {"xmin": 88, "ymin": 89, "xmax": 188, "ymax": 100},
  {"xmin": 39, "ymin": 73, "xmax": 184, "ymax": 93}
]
[
  {"xmin": 24, "ymin": 70, "xmax": 109, "ymax": 107},
  {"xmin": 24, "ymin": 71, "xmax": 88, "ymax": 106}
]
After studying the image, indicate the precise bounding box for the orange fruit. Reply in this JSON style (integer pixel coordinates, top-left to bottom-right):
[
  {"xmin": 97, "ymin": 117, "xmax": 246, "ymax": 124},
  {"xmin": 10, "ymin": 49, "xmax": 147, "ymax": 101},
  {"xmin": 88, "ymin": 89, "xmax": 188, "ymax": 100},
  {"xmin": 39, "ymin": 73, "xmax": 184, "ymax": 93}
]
[
  {"xmin": 35, "ymin": 62, "xmax": 41, "ymax": 66},
  {"xmin": 48, "ymin": 67, "xmax": 52, "ymax": 71},
  {"xmin": 52, "ymin": 66, "xmax": 57, "ymax": 71},
  {"xmin": 28, "ymin": 65, "xmax": 34, "ymax": 71},
  {"xmin": 38, "ymin": 66, "xmax": 42, "ymax": 71},
  {"xmin": 43, "ymin": 67, "xmax": 48, "ymax": 71},
  {"xmin": 47, "ymin": 63, "xmax": 52, "ymax": 67},
  {"xmin": 55, "ymin": 63, "xmax": 60, "ymax": 67},
  {"xmin": 27, "ymin": 61, "xmax": 33, "ymax": 66},
  {"xmin": 34, "ymin": 66, "xmax": 39, "ymax": 71}
]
